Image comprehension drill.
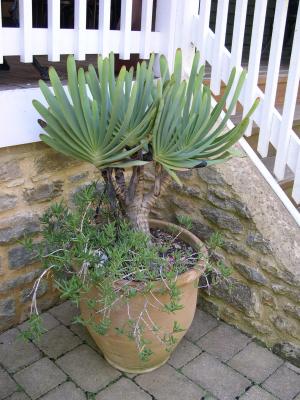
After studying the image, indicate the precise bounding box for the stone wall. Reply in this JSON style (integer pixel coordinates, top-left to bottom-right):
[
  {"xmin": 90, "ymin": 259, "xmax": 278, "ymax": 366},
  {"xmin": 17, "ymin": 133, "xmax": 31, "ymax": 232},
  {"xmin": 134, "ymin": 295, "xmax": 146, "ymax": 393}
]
[
  {"xmin": 0, "ymin": 142, "xmax": 97, "ymax": 332},
  {"xmin": 151, "ymin": 151, "xmax": 300, "ymax": 367},
  {"xmin": 0, "ymin": 142, "xmax": 299, "ymax": 366}
]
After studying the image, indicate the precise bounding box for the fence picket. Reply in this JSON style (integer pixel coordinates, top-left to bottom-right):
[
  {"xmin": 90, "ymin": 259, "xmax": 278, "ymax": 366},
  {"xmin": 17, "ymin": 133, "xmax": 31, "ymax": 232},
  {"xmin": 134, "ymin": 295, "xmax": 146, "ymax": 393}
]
[
  {"xmin": 242, "ymin": 0, "xmax": 268, "ymax": 136},
  {"xmin": 210, "ymin": 0, "xmax": 229, "ymax": 95},
  {"xmin": 292, "ymin": 154, "xmax": 300, "ymax": 203},
  {"xmin": 98, "ymin": 0, "xmax": 111, "ymax": 57},
  {"xmin": 140, "ymin": 0, "xmax": 153, "ymax": 59},
  {"xmin": 226, "ymin": 0, "xmax": 248, "ymax": 112},
  {"xmin": 197, "ymin": 0, "xmax": 211, "ymax": 65},
  {"xmin": 257, "ymin": 0, "xmax": 288, "ymax": 157},
  {"xmin": 120, "ymin": 0, "xmax": 133, "ymax": 59},
  {"xmin": 274, "ymin": 5, "xmax": 300, "ymax": 181},
  {"xmin": 48, "ymin": 0, "xmax": 61, "ymax": 62},
  {"xmin": 19, "ymin": 0, "xmax": 33, "ymax": 62},
  {"xmin": 74, "ymin": 0, "xmax": 87, "ymax": 60},
  {"xmin": 0, "ymin": 0, "xmax": 3, "ymax": 64},
  {"xmin": 154, "ymin": 0, "xmax": 178, "ymax": 71}
]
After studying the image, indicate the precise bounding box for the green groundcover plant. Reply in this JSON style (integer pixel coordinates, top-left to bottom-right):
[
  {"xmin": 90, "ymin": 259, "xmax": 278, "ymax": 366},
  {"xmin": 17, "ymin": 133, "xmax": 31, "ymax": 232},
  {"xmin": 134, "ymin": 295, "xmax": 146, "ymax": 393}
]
[{"xmin": 22, "ymin": 50, "xmax": 258, "ymax": 360}]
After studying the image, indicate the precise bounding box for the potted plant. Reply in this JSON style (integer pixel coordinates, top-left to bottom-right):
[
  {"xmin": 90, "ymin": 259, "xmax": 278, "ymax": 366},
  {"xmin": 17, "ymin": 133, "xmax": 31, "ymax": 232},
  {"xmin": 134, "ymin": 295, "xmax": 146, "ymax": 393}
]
[{"xmin": 24, "ymin": 50, "xmax": 258, "ymax": 373}]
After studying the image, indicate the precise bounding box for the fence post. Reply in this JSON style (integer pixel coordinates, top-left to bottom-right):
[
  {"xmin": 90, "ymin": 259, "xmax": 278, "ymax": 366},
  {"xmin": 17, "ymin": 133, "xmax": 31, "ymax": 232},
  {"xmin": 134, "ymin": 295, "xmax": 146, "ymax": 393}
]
[{"xmin": 0, "ymin": 1, "xmax": 3, "ymax": 64}]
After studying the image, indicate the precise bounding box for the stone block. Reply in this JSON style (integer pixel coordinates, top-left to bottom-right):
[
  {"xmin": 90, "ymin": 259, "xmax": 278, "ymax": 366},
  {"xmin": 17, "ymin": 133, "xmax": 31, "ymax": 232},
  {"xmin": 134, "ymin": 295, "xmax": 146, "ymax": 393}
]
[
  {"xmin": 207, "ymin": 188, "xmax": 251, "ymax": 219},
  {"xmin": 23, "ymin": 181, "xmax": 63, "ymax": 204},
  {"xmin": 168, "ymin": 338, "xmax": 201, "ymax": 369},
  {"xmin": 14, "ymin": 358, "xmax": 66, "ymax": 400},
  {"xmin": 39, "ymin": 382, "xmax": 86, "ymax": 400},
  {"xmin": 234, "ymin": 262, "xmax": 268, "ymax": 285},
  {"xmin": 197, "ymin": 323, "xmax": 251, "ymax": 361},
  {"xmin": 221, "ymin": 240, "xmax": 250, "ymax": 258},
  {"xmin": 34, "ymin": 325, "xmax": 82, "ymax": 359},
  {"xmin": 209, "ymin": 277, "xmax": 257, "ymax": 314},
  {"xmin": 56, "ymin": 345, "xmax": 120, "ymax": 393},
  {"xmin": 185, "ymin": 309, "xmax": 219, "ymax": 342},
  {"xmin": 96, "ymin": 378, "xmax": 152, "ymax": 400},
  {"xmin": 21, "ymin": 281, "xmax": 48, "ymax": 303},
  {"xmin": 0, "ymin": 270, "xmax": 41, "ymax": 294},
  {"xmin": 0, "ymin": 328, "xmax": 41, "ymax": 373},
  {"xmin": 197, "ymin": 167, "xmax": 225, "ymax": 185},
  {"xmin": 262, "ymin": 365, "xmax": 300, "ymax": 400},
  {"xmin": 19, "ymin": 312, "xmax": 60, "ymax": 333},
  {"xmin": 270, "ymin": 315, "xmax": 299, "ymax": 340},
  {"xmin": 239, "ymin": 386, "xmax": 278, "ymax": 400},
  {"xmin": 0, "ymin": 298, "xmax": 15, "ymax": 318},
  {"xmin": 182, "ymin": 352, "xmax": 250, "ymax": 400},
  {"xmin": 272, "ymin": 342, "xmax": 300, "ymax": 368},
  {"xmin": 0, "ymin": 366, "xmax": 17, "ymax": 400},
  {"xmin": 246, "ymin": 232, "xmax": 272, "ymax": 255},
  {"xmin": 228, "ymin": 342, "xmax": 283, "ymax": 383},
  {"xmin": 8, "ymin": 245, "xmax": 39, "ymax": 270},
  {"xmin": 33, "ymin": 151, "xmax": 80, "ymax": 176},
  {"xmin": 0, "ymin": 160, "xmax": 22, "ymax": 183},
  {"xmin": 68, "ymin": 172, "xmax": 89, "ymax": 183},
  {"xmin": 201, "ymin": 206, "xmax": 244, "ymax": 233},
  {"xmin": 0, "ymin": 193, "xmax": 17, "ymax": 212},
  {"xmin": 0, "ymin": 214, "xmax": 40, "ymax": 244},
  {"xmin": 136, "ymin": 363, "xmax": 205, "ymax": 400},
  {"xmin": 49, "ymin": 301, "xmax": 79, "ymax": 326}
]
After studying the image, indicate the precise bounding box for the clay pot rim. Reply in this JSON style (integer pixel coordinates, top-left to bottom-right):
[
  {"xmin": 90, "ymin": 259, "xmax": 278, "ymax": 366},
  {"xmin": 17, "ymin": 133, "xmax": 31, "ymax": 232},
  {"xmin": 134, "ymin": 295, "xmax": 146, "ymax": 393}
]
[{"xmin": 112, "ymin": 218, "xmax": 207, "ymax": 290}]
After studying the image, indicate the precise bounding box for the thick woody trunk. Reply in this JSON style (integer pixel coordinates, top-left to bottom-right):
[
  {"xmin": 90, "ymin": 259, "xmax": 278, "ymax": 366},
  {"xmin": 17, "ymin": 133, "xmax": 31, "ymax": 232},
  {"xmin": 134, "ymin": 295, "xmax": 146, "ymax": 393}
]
[{"xmin": 126, "ymin": 203, "xmax": 151, "ymax": 236}]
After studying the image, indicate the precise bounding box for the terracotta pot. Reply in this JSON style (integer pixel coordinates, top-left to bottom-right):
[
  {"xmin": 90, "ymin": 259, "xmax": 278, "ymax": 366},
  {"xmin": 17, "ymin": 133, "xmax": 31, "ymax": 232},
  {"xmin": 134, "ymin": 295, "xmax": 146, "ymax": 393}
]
[{"xmin": 79, "ymin": 219, "xmax": 207, "ymax": 373}]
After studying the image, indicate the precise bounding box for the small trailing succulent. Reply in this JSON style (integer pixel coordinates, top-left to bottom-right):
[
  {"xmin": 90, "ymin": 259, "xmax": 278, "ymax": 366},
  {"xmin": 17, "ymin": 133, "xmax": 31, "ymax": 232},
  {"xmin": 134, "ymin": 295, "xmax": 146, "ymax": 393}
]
[
  {"xmin": 22, "ymin": 49, "xmax": 258, "ymax": 360},
  {"xmin": 22, "ymin": 184, "xmax": 230, "ymax": 360}
]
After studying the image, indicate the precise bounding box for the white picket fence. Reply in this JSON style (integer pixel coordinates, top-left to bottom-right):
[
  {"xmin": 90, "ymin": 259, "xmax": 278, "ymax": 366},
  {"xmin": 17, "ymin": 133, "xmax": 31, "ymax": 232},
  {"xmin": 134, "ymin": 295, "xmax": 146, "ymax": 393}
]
[{"xmin": 0, "ymin": 0, "xmax": 299, "ymax": 222}]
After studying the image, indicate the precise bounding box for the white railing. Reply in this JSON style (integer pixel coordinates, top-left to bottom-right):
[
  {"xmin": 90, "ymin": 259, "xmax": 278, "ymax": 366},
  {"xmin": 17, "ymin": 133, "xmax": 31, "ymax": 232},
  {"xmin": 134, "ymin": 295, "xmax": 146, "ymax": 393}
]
[
  {"xmin": 193, "ymin": 0, "xmax": 300, "ymax": 207},
  {"xmin": 0, "ymin": 0, "xmax": 299, "ymax": 220}
]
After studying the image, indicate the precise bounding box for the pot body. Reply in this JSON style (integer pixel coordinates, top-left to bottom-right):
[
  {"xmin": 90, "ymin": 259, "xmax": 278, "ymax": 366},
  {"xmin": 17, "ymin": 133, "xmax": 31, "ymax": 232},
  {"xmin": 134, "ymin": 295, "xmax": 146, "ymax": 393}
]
[{"xmin": 79, "ymin": 219, "xmax": 206, "ymax": 373}]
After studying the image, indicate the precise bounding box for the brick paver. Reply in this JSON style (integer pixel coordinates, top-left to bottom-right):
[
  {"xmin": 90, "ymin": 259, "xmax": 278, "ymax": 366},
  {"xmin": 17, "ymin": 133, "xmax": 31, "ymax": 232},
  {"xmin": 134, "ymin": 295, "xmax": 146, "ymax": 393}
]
[
  {"xmin": 182, "ymin": 352, "xmax": 250, "ymax": 400},
  {"xmin": 96, "ymin": 377, "xmax": 152, "ymax": 400},
  {"xmin": 34, "ymin": 325, "xmax": 82, "ymax": 359},
  {"xmin": 56, "ymin": 344, "xmax": 121, "ymax": 393},
  {"xmin": 185, "ymin": 309, "xmax": 219, "ymax": 342},
  {"xmin": 197, "ymin": 322, "xmax": 251, "ymax": 361},
  {"xmin": 262, "ymin": 364, "xmax": 300, "ymax": 400},
  {"xmin": 168, "ymin": 338, "xmax": 202, "ymax": 369},
  {"xmin": 239, "ymin": 385, "xmax": 278, "ymax": 399},
  {"xmin": 39, "ymin": 382, "xmax": 86, "ymax": 400},
  {"xmin": 228, "ymin": 342, "xmax": 283, "ymax": 383},
  {"xmin": 0, "ymin": 328, "xmax": 41, "ymax": 373},
  {"xmin": 1, "ymin": 303, "xmax": 299, "ymax": 400},
  {"xmin": 13, "ymin": 358, "xmax": 66, "ymax": 399},
  {"xmin": 0, "ymin": 366, "xmax": 17, "ymax": 399},
  {"xmin": 136, "ymin": 364, "xmax": 205, "ymax": 399}
]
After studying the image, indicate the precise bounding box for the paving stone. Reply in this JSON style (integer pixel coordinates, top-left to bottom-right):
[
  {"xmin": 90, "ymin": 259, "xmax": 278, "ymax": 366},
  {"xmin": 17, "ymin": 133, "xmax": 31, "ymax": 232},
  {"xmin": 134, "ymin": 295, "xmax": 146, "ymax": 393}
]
[
  {"xmin": 182, "ymin": 352, "xmax": 250, "ymax": 400},
  {"xmin": 6, "ymin": 393, "xmax": 30, "ymax": 400},
  {"xmin": 185, "ymin": 309, "xmax": 219, "ymax": 342},
  {"xmin": 13, "ymin": 358, "xmax": 66, "ymax": 400},
  {"xmin": 197, "ymin": 323, "xmax": 251, "ymax": 361},
  {"xmin": 34, "ymin": 325, "xmax": 82, "ymax": 359},
  {"xmin": 39, "ymin": 382, "xmax": 86, "ymax": 400},
  {"xmin": 49, "ymin": 301, "xmax": 79, "ymax": 326},
  {"xmin": 294, "ymin": 394, "xmax": 300, "ymax": 400},
  {"xmin": 0, "ymin": 328, "xmax": 42, "ymax": 373},
  {"xmin": 70, "ymin": 323, "xmax": 98, "ymax": 351},
  {"xmin": 262, "ymin": 364, "xmax": 300, "ymax": 400},
  {"xmin": 18, "ymin": 312, "xmax": 60, "ymax": 333},
  {"xmin": 96, "ymin": 377, "xmax": 152, "ymax": 400},
  {"xmin": 168, "ymin": 338, "xmax": 202, "ymax": 369},
  {"xmin": 239, "ymin": 386, "xmax": 278, "ymax": 399},
  {"xmin": 136, "ymin": 363, "xmax": 205, "ymax": 400},
  {"xmin": 228, "ymin": 342, "xmax": 283, "ymax": 383},
  {"xmin": 0, "ymin": 366, "xmax": 17, "ymax": 399},
  {"xmin": 56, "ymin": 344, "xmax": 120, "ymax": 393}
]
